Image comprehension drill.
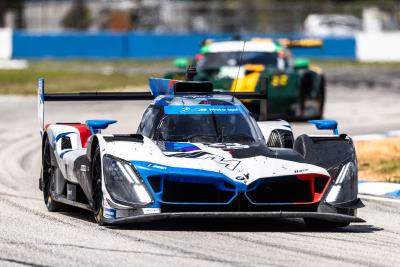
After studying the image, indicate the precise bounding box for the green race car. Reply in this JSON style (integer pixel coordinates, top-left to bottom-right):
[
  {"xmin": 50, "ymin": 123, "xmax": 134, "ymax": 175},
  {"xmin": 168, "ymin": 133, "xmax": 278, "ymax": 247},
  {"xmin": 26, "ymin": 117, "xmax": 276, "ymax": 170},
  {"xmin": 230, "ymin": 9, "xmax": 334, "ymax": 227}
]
[{"xmin": 164, "ymin": 38, "xmax": 325, "ymax": 121}]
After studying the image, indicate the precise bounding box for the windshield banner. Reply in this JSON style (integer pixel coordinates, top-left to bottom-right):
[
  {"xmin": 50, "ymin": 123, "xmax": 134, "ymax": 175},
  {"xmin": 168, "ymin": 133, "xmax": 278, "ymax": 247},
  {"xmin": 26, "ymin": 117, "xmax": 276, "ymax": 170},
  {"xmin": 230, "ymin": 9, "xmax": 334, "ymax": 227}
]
[{"xmin": 164, "ymin": 105, "xmax": 243, "ymax": 115}]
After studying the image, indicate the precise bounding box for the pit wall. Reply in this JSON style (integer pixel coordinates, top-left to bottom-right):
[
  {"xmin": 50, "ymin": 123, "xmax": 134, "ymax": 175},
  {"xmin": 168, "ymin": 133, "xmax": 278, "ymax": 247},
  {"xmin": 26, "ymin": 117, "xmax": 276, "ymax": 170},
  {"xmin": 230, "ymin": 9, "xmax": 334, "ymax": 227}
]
[
  {"xmin": 8, "ymin": 31, "xmax": 356, "ymax": 60},
  {"xmin": 0, "ymin": 30, "xmax": 398, "ymax": 61}
]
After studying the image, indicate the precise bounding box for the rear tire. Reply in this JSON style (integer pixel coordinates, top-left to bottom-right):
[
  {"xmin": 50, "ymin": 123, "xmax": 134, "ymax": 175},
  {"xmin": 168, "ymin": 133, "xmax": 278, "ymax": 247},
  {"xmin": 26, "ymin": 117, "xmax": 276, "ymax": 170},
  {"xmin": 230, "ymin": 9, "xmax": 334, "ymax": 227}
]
[
  {"xmin": 92, "ymin": 147, "xmax": 106, "ymax": 225},
  {"xmin": 42, "ymin": 137, "xmax": 63, "ymax": 212},
  {"xmin": 304, "ymin": 218, "xmax": 350, "ymax": 228},
  {"xmin": 314, "ymin": 78, "xmax": 325, "ymax": 120}
]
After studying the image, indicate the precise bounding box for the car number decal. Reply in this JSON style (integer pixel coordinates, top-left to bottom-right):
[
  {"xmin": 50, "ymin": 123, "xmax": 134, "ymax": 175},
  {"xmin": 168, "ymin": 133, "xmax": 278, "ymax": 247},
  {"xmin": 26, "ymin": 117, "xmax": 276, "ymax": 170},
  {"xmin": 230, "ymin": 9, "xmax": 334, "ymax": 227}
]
[{"xmin": 271, "ymin": 74, "xmax": 288, "ymax": 87}]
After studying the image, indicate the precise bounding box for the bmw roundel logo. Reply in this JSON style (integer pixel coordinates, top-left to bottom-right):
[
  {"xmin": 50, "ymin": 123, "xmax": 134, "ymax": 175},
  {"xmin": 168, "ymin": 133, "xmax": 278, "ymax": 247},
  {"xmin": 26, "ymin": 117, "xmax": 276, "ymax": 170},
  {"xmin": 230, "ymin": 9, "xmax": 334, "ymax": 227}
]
[{"xmin": 235, "ymin": 175, "xmax": 248, "ymax": 184}]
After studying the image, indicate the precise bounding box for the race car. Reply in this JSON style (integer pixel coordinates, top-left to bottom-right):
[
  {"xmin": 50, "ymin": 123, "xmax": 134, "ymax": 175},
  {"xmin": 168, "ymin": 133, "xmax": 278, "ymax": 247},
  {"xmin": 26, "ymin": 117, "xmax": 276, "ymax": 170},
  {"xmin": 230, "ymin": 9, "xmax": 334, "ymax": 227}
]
[
  {"xmin": 164, "ymin": 38, "xmax": 325, "ymax": 121},
  {"xmin": 38, "ymin": 76, "xmax": 364, "ymax": 227}
]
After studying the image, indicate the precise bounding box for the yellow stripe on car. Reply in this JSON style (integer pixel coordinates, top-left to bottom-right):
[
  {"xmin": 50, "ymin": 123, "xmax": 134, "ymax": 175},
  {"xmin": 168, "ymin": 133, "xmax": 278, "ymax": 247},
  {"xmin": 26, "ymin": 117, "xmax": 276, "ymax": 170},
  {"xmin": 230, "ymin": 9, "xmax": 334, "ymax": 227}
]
[{"xmin": 230, "ymin": 64, "xmax": 265, "ymax": 93}]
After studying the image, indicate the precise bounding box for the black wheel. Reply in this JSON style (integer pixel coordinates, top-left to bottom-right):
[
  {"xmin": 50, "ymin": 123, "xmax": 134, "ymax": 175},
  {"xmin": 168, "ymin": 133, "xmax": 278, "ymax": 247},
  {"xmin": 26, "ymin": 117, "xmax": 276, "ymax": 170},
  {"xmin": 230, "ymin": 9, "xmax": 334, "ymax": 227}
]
[
  {"xmin": 42, "ymin": 137, "xmax": 63, "ymax": 212},
  {"xmin": 92, "ymin": 147, "xmax": 105, "ymax": 225},
  {"xmin": 315, "ymin": 79, "xmax": 325, "ymax": 120},
  {"xmin": 298, "ymin": 73, "xmax": 313, "ymax": 120},
  {"xmin": 304, "ymin": 218, "xmax": 350, "ymax": 228}
]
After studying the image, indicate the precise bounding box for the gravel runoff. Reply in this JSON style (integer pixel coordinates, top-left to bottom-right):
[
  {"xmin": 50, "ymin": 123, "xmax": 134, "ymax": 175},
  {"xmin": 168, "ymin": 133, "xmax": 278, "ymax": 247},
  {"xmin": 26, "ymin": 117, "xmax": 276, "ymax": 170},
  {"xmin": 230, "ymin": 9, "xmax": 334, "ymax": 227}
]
[{"xmin": 0, "ymin": 84, "xmax": 399, "ymax": 267}]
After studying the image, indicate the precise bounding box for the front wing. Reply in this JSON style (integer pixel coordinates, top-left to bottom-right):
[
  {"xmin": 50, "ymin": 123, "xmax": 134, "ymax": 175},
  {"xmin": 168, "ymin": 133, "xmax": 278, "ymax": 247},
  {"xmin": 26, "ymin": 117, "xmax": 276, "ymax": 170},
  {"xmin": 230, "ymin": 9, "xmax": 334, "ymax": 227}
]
[{"xmin": 103, "ymin": 211, "xmax": 365, "ymax": 225}]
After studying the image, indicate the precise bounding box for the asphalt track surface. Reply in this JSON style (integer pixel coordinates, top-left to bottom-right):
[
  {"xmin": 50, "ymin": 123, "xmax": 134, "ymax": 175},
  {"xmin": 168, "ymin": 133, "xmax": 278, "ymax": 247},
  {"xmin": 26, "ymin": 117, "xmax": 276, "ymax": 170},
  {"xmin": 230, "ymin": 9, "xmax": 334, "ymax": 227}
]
[{"xmin": 0, "ymin": 85, "xmax": 400, "ymax": 266}]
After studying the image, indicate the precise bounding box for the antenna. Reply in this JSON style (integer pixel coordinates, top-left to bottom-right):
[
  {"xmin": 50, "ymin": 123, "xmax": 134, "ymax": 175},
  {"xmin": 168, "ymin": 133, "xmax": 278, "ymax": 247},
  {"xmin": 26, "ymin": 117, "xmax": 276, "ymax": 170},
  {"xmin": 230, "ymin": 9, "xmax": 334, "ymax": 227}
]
[{"xmin": 232, "ymin": 40, "xmax": 246, "ymax": 102}]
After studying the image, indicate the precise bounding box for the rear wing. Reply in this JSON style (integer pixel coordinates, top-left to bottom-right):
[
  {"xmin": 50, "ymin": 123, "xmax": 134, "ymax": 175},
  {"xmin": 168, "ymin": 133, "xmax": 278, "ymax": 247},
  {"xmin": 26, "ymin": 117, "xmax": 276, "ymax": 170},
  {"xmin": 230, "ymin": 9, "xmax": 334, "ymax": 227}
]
[
  {"xmin": 249, "ymin": 37, "xmax": 323, "ymax": 48},
  {"xmin": 38, "ymin": 78, "xmax": 44, "ymax": 135},
  {"xmin": 37, "ymin": 77, "xmax": 269, "ymax": 134},
  {"xmin": 279, "ymin": 38, "xmax": 323, "ymax": 48}
]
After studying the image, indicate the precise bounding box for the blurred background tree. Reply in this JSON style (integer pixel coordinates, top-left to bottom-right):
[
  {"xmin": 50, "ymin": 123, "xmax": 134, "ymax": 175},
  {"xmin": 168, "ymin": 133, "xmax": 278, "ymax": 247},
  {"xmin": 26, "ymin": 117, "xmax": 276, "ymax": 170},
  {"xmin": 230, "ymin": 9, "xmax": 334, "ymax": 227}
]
[
  {"xmin": 61, "ymin": 0, "xmax": 92, "ymax": 30},
  {"xmin": 1, "ymin": 0, "xmax": 399, "ymax": 33},
  {"xmin": 0, "ymin": 0, "xmax": 25, "ymax": 28}
]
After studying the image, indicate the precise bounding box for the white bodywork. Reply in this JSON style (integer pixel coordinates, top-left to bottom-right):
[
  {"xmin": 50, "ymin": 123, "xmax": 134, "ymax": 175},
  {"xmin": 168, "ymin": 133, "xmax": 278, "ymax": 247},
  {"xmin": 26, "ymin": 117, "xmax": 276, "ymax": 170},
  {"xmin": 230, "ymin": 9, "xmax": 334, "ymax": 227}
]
[
  {"xmin": 257, "ymin": 120, "xmax": 292, "ymax": 141},
  {"xmin": 46, "ymin": 123, "xmax": 328, "ymax": 189},
  {"xmin": 46, "ymin": 125, "xmax": 86, "ymax": 184},
  {"xmin": 207, "ymin": 41, "xmax": 277, "ymax": 53}
]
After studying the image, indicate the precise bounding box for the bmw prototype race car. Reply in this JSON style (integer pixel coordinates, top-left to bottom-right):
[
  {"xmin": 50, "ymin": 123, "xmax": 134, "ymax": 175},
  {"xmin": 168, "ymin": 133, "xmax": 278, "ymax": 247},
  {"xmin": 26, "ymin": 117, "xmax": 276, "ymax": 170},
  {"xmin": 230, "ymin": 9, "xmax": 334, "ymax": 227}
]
[
  {"xmin": 164, "ymin": 38, "xmax": 325, "ymax": 121},
  {"xmin": 38, "ymin": 77, "xmax": 364, "ymax": 227}
]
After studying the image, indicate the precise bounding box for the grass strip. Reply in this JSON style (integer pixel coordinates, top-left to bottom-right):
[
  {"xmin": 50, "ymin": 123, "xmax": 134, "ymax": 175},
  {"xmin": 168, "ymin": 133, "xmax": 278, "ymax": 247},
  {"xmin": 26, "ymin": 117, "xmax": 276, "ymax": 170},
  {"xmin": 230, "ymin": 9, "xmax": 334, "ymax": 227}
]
[
  {"xmin": 355, "ymin": 137, "xmax": 400, "ymax": 183},
  {"xmin": 0, "ymin": 60, "xmax": 173, "ymax": 94}
]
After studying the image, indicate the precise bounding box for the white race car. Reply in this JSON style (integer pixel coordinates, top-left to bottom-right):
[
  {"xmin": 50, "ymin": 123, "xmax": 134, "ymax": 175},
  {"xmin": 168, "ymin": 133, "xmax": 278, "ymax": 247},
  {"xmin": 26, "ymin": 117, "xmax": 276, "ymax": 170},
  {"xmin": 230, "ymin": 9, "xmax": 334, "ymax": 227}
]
[{"xmin": 38, "ymin": 77, "xmax": 364, "ymax": 227}]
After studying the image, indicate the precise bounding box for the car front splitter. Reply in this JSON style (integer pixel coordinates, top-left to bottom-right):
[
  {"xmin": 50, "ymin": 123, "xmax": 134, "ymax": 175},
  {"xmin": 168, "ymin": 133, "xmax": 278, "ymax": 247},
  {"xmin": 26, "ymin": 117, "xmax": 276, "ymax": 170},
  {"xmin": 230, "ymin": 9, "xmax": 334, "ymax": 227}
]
[{"xmin": 103, "ymin": 211, "xmax": 365, "ymax": 225}]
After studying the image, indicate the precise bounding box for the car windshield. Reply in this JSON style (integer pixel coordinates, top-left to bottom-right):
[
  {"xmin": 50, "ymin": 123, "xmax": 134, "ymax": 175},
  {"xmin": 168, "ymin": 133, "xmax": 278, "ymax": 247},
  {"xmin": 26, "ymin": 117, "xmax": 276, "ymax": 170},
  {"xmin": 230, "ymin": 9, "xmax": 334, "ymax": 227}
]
[
  {"xmin": 155, "ymin": 112, "xmax": 262, "ymax": 144},
  {"xmin": 197, "ymin": 52, "xmax": 278, "ymax": 69}
]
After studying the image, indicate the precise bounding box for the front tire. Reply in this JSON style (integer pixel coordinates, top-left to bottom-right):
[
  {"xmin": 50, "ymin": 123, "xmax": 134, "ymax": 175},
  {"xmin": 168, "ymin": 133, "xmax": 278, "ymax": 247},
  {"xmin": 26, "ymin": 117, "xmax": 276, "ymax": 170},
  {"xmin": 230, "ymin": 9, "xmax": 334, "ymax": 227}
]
[
  {"xmin": 92, "ymin": 147, "xmax": 106, "ymax": 225},
  {"xmin": 42, "ymin": 137, "xmax": 63, "ymax": 212}
]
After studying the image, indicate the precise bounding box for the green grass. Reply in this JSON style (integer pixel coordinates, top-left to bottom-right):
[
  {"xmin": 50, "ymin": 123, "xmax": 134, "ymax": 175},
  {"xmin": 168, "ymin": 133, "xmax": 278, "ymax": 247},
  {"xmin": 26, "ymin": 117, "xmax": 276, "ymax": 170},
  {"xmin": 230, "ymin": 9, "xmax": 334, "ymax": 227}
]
[
  {"xmin": 0, "ymin": 60, "xmax": 173, "ymax": 95},
  {"xmin": 3, "ymin": 58, "xmax": 400, "ymax": 95},
  {"xmin": 386, "ymin": 177, "xmax": 400, "ymax": 183},
  {"xmin": 380, "ymin": 160, "xmax": 400, "ymax": 183},
  {"xmin": 379, "ymin": 159, "xmax": 400, "ymax": 173},
  {"xmin": 355, "ymin": 137, "xmax": 400, "ymax": 182}
]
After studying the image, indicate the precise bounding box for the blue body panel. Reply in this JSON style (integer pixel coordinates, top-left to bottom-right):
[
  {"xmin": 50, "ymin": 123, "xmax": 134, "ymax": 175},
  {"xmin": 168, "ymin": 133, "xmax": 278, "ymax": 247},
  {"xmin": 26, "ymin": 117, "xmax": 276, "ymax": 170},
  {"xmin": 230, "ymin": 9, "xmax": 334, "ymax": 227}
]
[
  {"xmin": 86, "ymin": 120, "xmax": 117, "ymax": 134},
  {"xmin": 162, "ymin": 142, "xmax": 201, "ymax": 152},
  {"xmin": 308, "ymin": 120, "xmax": 339, "ymax": 135},
  {"xmin": 132, "ymin": 160, "xmax": 247, "ymax": 205}
]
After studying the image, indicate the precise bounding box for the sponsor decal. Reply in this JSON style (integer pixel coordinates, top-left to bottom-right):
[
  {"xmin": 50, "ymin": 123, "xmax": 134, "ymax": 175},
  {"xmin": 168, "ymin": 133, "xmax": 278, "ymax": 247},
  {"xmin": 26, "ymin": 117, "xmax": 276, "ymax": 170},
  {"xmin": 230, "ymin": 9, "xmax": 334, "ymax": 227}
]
[
  {"xmin": 200, "ymin": 154, "xmax": 240, "ymax": 171},
  {"xmin": 116, "ymin": 209, "xmax": 138, "ymax": 218},
  {"xmin": 180, "ymin": 107, "xmax": 191, "ymax": 113},
  {"xmin": 80, "ymin": 165, "xmax": 87, "ymax": 172},
  {"xmin": 143, "ymin": 208, "xmax": 161, "ymax": 214},
  {"xmin": 166, "ymin": 150, "xmax": 241, "ymax": 170},
  {"xmin": 104, "ymin": 208, "xmax": 116, "ymax": 219},
  {"xmin": 164, "ymin": 105, "xmax": 243, "ymax": 115},
  {"xmin": 147, "ymin": 163, "xmax": 167, "ymax": 170},
  {"xmin": 294, "ymin": 169, "xmax": 309, "ymax": 174}
]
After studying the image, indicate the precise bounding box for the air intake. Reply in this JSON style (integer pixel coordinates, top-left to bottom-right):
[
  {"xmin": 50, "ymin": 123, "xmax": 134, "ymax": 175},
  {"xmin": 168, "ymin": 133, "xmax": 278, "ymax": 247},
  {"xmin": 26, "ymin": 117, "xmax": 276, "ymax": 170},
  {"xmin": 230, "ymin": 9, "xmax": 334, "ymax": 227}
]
[{"xmin": 267, "ymin": 129, "xmax": 294, "ymax": 148}]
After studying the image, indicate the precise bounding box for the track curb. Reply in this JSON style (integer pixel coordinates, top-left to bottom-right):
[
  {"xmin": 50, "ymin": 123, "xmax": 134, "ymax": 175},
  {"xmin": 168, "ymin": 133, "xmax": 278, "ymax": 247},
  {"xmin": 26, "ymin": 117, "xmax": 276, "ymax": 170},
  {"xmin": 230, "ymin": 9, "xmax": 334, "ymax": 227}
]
[{"xmin": 359, "ymin": 181, "xmax": 400, "ymax": 198}]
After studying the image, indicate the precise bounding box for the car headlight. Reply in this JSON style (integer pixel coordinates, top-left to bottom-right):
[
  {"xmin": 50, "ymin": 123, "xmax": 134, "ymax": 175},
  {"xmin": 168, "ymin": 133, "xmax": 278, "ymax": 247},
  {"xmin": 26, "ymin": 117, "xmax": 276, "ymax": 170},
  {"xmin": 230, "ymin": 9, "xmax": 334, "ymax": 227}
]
[
  {"xmin": 325, "ymin": 161, "xmax": 358, "ymax": 204},
  {"xmin": 103, "ymin": 154, "xmax": 152, "ymax": 206}
]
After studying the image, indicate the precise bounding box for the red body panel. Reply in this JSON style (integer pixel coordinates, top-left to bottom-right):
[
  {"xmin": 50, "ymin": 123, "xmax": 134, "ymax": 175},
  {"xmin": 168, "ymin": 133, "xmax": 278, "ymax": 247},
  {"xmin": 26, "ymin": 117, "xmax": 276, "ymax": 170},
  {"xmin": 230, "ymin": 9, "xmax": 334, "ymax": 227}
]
[
  {"xmin": 295, "ymin": 173, "xmax": 331, "ymax": 204},
  {"xmin": 69, "ymin": 124, "xmax": 92, "ymax": 148}
]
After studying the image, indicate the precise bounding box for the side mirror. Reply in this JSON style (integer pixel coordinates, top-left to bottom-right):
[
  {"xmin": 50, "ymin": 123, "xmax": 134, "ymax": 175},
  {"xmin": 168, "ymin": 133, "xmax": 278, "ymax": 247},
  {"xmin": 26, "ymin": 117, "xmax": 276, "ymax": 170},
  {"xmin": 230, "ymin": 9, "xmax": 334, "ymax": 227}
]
[
  {"xmin": 294, "ymin": 58, "xmax": 310, "ymax": 69},
  {"xmin": 174, "ymin": 58, "xmax": 189, "ymax": 69}
]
